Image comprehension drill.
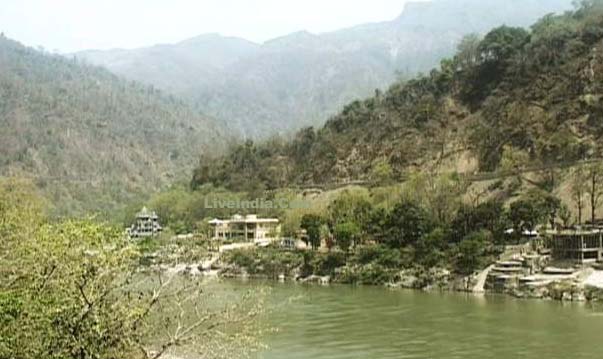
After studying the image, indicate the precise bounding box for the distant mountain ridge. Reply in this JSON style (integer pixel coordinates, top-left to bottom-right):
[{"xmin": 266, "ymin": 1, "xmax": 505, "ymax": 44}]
[
  {"xmin": 0, "ymin": 35, "xmax": 224, "ymax": 217},
  {"xmin": 75, "ymin": 0, "xmax": 574, "ymax": 138},
  {"xmin": 190, "ymin": 1, "xmax": 603, "ymax": 193}
]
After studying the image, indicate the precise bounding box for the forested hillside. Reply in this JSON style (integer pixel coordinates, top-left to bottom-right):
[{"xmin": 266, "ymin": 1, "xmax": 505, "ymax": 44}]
[
  {"xmin": 191, "ymin": 1, "xmax": 603, "ymax": 192},
  {"xmin": 0, "ymin": 35, "xmax": 224, "ymax": 217},
  {"xmin": 76, "ymin": 0, "xmax": 573, "ymax": 138}
]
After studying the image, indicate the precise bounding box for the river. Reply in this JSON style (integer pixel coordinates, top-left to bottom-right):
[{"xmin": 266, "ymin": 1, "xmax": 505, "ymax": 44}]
[{"xmin": 208, "ymin": 279, "xmax": 603, "ymax": 359}]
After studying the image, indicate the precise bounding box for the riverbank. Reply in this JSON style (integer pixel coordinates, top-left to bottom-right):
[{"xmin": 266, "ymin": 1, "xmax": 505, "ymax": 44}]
[
  {"xmin": 143, "ymin": 240, "xmax": 603, "ymax": 303},
  {"xmin": 209, "ymin": 246, "xmax": 603, "ymax": 303}
]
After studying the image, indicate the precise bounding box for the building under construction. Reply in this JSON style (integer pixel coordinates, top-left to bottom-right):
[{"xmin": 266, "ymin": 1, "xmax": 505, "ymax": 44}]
[{"xmin": 550, "ymin": 230, "xmax": 603, "ymax": 264}]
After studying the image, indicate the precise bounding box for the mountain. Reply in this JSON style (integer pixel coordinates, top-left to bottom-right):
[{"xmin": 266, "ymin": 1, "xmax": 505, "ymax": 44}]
[
  {"xmin": 190, "ymin": 1, "xmax": 603, "ymax": 192},
  {"xmin": 76, "ymin": 34, "xmax": 260, "ymax": 98},
  {"xmin": 0, "ymin": 35, "xmax": 224, "ymax": 217},
  {"xmin": 74, "ymin": 0, "xmax": 574, "ymax": 138}
]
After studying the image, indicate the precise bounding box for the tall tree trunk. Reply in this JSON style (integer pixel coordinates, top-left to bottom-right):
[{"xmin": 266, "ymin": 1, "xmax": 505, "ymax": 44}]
[
  {"xmin": 578, "ymin": 193, "xmax": 583, "ymax": 224},
  {"xmin": 592, "ymin": 169, "xmax": 598, "ymax": 224}
]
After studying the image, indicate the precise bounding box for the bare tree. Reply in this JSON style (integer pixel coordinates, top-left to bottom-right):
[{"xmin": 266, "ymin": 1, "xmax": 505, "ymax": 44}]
[
  {"xmin": 571, "ymin": 166, "xmax": 588, "ymax": 224},
  {"xmin": 585, "ymin": 163, "xmax": 603, "ymax": 224}
]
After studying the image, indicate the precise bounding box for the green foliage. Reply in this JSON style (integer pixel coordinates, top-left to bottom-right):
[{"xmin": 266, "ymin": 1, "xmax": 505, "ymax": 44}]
[
  {"xmin": 455, "ymin": 33, "xmax": 482, "ymax": 69},
  {"xmin": 353, "ymin": 245, "xmax": 404, "ymax": 268},
  {"xmin": 500, "ymin": 145, "xmax": 531, "ymax": 172},
  {"xmin": 217, "ymin": 170, "xmax": 573, "ymax": 277},
  {"xmin": 384, "ymin": 200, "xmax": 432, "ymax": 248},
  {"xmin": 370, "ymin": 158, "xmax": 395, "ymax": 185},
  {"xmin": 403, "ymin": 172, "xmax": 468, "ymax": 225},
  {"xmin": 190, "ymin": 2, "xmax": 603, "ymax": 189},
  {"xmin": 509, "ymin": 199, "xmax": 545, "ymax": 233},
  {"xmin": 327, "ymin": 190, "xmax": 372, "ymax": 227},
  {"xmin": 225, "ymin": 248, "xmax": 305, "ymax": 278},
  {"xmin": 414, "ymin": 228, "xmax": 448, "ymax": 267},
  {"xmin": 509, "ymin": 189, "xmax": 561, "ymax": 233},
  {"xmin": 450, "ymin": 200, "xmax": 508, "ymax": 244},
  {"xmin": 0, "ymin": 37, "xmax": 223, "ymax": 218},
  {"xmin": 313, "ymin": 252, "xmax": 347, "ymax": 276},
  {"xmin": 454, "ymin": 231, "xmax": 492, "ymax": 275},
  {"xmin": 479, "ymin": 26, "xmax": 530, "ymax": 64},
  {"xmin": 0, "ymin": 186, "xmax": 150, "ymax": 358},
  {"xmin": 300, "ymin": 214, "xmax": 324, "ymax": 250},
  {"xmin": 333, "ymin": 222, "xmax": 360, "ymax": 252},
  {"xmin": 0, "ymin": 179, "xmax": 262, "ymax": 359}
]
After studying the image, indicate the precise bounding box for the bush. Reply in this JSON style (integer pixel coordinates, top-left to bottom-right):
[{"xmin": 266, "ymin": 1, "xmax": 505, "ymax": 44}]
[
  {"xmin": 453, "ymin": 231, "xmax": 492, "ymax": 275},
  {"xmin": 352, "ymin": 245, "xmax": 403, "ymax": 268},
  {"xmin": 313, "ymin": 252, "xmax": 347, "ymax": 276},
  {"xmin": 228, "ymin": 249, "xmax": 257, "ymax": 270}
]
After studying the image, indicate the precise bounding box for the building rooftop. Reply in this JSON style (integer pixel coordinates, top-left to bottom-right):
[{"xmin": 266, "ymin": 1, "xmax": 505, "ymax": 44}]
[
  {"xmin": 209, "ymin": 214, "xmax": 279, "ymax": 225},
  {"xmin": 551, "ymin": 229, "xmax": 602, "ymax": 236},
  {"xmin": 137, "ymin": 206, "xmax": 158, "ymax": 219}
]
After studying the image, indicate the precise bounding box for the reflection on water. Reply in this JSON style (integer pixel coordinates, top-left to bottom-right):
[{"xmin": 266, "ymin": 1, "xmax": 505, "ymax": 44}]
[{"xmin": 205, "ymin": 280, "xmax": 603, "ymax": 359}]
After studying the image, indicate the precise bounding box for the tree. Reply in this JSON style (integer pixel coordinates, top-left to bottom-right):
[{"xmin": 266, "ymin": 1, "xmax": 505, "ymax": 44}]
[
  {"xmin": 585, "ymin": 163, "xmax": 603, "ymax": 223},
  {"xmin": 403, "ymin": 172, "xmax": 467, "ymax": 226},
  {"xmin": 558, "ymin": 203, "xmax": 573, "ymax": 229},
  {"xmin": 364, "ymin": 207, "xmax": 389, "ymax": 244},
  {"xmin": 455, "ymin": 33, "xmax": 482, "ymax": 69},
  {"xmin": 571, "ymin": 166, "xmax": 588, "ymax": 224},
  {"xmin": 454, "ymin": 231, "xmax": 491, "ymax": 275},
  {"xmin": 327, "ymin": 190, "xmax": 373, "ymax": 243},
  {"xmin": 509, "ymin": 200, "xmax": 543, "ymax": 234},
  {"xmin": 333, "ymin": 222, "xmax": 360, "ymax": 253},
  {"xmin": 301, "ymin": 214, "xmax": 323, "ymax": 250},
  {"xmin": 500, "ymin": 145, "xmax": 530, "ymax": 173},
  {"xmin": 539, "ymin": 192, "xmax": 562, "ymax": 229},
  {"xmin": 320, "ymin": 224, "xmax": 334, "ymax": 251},
  {"xmin": 328, "ymin": 190, "xmax": 372, "ymax": 225},
  {"xmin": 479, "ymin": 26, "xmax": 530, "ymax": 64},
  {"xmin": 415, "ymin": 228, "xmax": 447, "ymax": 267},
  {"xmin": 450, "ymin": 200, "xmax": 507, "ymax": 243},
  {"xmin": 528, "ymin": 13, "xmax": 578, "ymax": 67},
  {"xmin": 370, "ymin": 158, "xmax": 394, "ymax": 185},
  {"xmin": 515, "ymin": 189, "xmax": 561, "ymax": 230},
  {"xmin": 384, "ymin": 200, "xmax": 432, "ymax": 248},
  {"xmin": 0, "ymin": 179, "xmax": 263, "ymax": 359}
]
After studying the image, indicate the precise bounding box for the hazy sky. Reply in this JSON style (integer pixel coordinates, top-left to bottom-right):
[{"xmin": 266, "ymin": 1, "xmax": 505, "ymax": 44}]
[{"xmin": 0, "ymin": 0, "xmax": 424, "ymax": 53}]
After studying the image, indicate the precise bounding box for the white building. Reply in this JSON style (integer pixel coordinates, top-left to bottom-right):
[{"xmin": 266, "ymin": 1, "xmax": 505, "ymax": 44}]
[{"xmin": 208, "ymin": 214, "xmax": 281, "ymax": 243}]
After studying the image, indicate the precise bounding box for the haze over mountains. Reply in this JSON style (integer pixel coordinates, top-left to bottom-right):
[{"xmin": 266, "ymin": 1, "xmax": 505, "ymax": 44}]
[
  {"xmin": 191, "ymin": 1, "xmax": 603, "ymax": 197},
  {"xmin": 0, "ymin": 0, "xmax": 578, "ymax": 216},
  {"xmin": 75, "ymin": 0, "xmax": 574, "ymax": 138},
  {"xmin": 0, "ymin": 35, "xmax": 224, "ymax": 217}
]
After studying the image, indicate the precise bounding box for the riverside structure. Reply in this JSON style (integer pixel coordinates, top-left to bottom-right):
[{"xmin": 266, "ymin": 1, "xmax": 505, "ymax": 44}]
[{"xmin": 209, "ymin": 214, "xmax": 281, "ymax": 243}]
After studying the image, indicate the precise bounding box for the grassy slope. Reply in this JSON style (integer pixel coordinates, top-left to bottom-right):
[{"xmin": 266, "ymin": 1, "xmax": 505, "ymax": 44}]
[
  {"xmin": 191, "ymin": 3, "xmax": 603, "ymax": 196},
  {"xmin": 0, "ymin": 36, "xmax": 224, "ymax": 218}
]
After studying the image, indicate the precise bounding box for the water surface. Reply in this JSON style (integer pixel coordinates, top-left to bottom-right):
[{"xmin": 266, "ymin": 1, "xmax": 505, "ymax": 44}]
[{"xmin": 214, "ymin": 280, "xmax": 603, "ymax": 359}]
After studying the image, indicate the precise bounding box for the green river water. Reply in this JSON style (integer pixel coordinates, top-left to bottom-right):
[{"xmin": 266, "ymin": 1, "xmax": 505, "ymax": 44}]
[{"xmin": 210, "ymin": 279, "xmax": 603, "ymax": 359}]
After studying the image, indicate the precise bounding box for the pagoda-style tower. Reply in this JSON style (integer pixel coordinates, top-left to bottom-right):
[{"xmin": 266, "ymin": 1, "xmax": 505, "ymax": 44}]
[{"xmin": 127, "ymin": 207, "xmax": 162, "ymax": 239}]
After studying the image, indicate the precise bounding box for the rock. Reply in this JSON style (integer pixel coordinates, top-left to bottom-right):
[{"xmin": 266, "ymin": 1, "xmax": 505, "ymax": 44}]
[
  {"xmin": 573, "ymin": 292, "xmax": 587, "ymax": 302},
  {"xmin": 562, "ymin": 292, "xmax": 573, "ymax": 301},
  {"xmin": 398, "ymin": 274, "xmax": 418, "ymax": 289},
  {"xmin": 300, "ymin": 275, "xmax": 330, "ymax": 285},
  {"xmin": 511, "ymin": 289, "xmax": 526, "ymax": 299}
]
